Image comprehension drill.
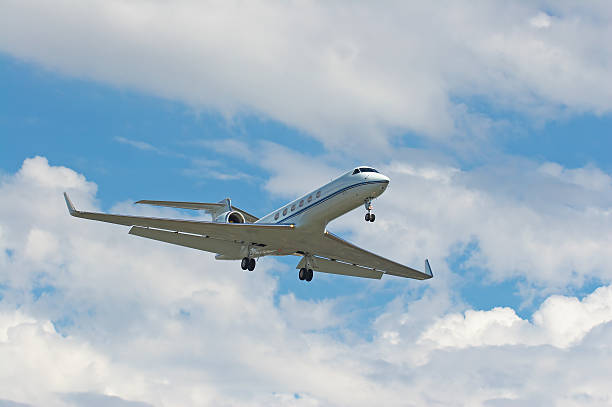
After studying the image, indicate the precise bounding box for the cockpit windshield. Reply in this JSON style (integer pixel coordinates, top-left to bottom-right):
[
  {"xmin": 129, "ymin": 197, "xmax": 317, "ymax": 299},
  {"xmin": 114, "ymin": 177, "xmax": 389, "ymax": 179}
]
[{"xmin": 359, "ymin": 167, "xmax": 379, "ymax": 173}]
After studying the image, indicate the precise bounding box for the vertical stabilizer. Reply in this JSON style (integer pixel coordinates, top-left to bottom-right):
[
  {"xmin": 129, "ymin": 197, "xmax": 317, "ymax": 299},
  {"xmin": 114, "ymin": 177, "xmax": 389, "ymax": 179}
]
[{"xmin": 218, "ymin": 198, "xmax": 232, "ymax": 212}]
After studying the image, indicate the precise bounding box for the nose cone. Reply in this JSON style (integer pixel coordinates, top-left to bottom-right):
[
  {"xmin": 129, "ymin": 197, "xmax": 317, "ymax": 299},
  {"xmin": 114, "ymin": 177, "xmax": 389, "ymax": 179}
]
[
  {"xmin": 361, "ymin": 172, "xmax": 390, "ymax": 183},
  {"xmin": 369, "ymin": 172, "xmax": 389, "ymax": 185},
  {"xmin": 380, "ymin": 174, "xmax": 389, "ymax": 193},
  {"xmin": 371, "ymin": 173, "xmax": 389, "ymax": 196}
]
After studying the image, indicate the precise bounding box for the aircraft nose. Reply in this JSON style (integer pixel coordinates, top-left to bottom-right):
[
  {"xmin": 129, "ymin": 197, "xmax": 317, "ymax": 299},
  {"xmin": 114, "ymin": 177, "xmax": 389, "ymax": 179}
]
[{"xmin": 381, "ymin": 174, "xmax": 390, "ymax": 183}]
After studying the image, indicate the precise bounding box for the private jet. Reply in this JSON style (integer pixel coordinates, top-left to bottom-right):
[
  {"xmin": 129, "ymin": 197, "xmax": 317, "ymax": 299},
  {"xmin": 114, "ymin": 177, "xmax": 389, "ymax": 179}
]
[{"xmin": 64, "ymin": 166, "xmax": 433, "ymax": 282}]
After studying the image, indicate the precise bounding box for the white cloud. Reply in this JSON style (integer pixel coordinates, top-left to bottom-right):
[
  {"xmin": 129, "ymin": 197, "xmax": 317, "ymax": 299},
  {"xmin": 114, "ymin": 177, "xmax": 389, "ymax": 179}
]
[
  {"xmin": 23, "ymin": 228, "xmax": 60, "ymax": 263},
  {"xmin": 0, "ymin": 309, "xmax": 117, "ymax": 407},
  {"xmin": 530, "ymin": 12, "xmax": 552, "ymax": 29},
  {"xmin": 418, "ymin": 285, "xmax": 612, "ymax": 349},
  {"xmin": 114, "ymin": 137, "xmax": 159, "ymax": 153},
  {"xmin": 1, "ymin": 2, "xmax": 611, "ymax": 149},
  {"xmin": 2, "ymin": 157, "xmax": 612, "ymax": 406},
  {"xmin": 279, "ymin": 293, "xmax": 341, "ymax": 332},
  {"xmin": 209, "ymin": 139, "xmax": 340, "ymax": 198},
  {"xmin": 181, "ymin": 156, "xmax": 255, "ymax": 183},
  {"xmin": 538, "ymin": 162, "xmax": 612, "ymax": 191}
]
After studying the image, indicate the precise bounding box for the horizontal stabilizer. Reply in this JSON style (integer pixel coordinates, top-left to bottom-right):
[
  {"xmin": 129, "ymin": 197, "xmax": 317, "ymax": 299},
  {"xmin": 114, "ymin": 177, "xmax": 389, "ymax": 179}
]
[{"xmin": 135, "ymin": 200, "xmax": 259, "ymax": 223}]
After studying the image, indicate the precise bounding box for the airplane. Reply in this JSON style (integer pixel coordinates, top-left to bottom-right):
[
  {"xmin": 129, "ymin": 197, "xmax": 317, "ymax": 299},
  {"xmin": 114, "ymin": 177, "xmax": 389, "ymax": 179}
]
[{"xmin": 63, "ymin": 166, "xmax": 433, "ymax": 282}]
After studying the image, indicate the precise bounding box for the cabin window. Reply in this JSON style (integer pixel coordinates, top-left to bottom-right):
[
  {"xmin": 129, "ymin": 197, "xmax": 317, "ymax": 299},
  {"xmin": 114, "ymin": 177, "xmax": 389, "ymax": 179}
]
[
  {"xmin": 274, "ymin": 212, "xmax": 279, "ymax": 220},
  {"xmin": 291, "ymin": 204, "xmax": 296, "ymax": 211},
  {"xmin": 352, "ymin": 168, "xmax": 360, "ymax": 174},
  {"xmin": 316, "ymin": 191, "xmax": 321, "ymax": 198},
  {"xmin": 283, "ymin": 208, "xmax": 287, "ymax": 216},
  {"xmin": 307, "ymin": 195, "xmax": 312, "ymax": 203},
  {"xmin": 299, "ymin": 200, "xmax": 304, "ymax": 207},
  {"xmin": 359, "ymin": 167, "xmax": 379, "ymax": 173}
]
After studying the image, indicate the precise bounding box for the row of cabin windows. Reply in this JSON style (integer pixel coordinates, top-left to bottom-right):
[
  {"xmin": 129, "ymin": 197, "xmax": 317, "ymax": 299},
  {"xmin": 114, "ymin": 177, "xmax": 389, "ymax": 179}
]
[{"xmin": 274, "ymin": 190, "xmax": 322, "ymax": 220}]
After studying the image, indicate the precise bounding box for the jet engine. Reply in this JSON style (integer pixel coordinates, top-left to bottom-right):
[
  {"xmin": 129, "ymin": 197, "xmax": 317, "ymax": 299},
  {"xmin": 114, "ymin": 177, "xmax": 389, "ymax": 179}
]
[{"xmin": 214, "ymin": 211, "xmax": 246, "ymax": 224}]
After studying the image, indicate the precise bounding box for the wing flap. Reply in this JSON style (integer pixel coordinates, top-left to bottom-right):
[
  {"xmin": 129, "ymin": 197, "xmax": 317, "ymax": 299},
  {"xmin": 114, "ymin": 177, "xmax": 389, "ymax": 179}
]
[
  {"xmin": 129, "ymin": 226, "xmax": 243, "ymax": 257},
  {"xmin": 302, "ymin": 231, "xmax": 432, "ymax": 280},
  {"xmin": 297, "ymin": 256, "xmax": 382, "ymax": 279}
]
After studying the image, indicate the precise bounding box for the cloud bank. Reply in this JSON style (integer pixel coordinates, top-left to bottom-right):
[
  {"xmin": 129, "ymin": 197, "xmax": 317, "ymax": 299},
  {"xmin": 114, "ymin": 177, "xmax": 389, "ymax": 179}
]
[
  {"xmin": 1, "ymin": 1, "xmax": 611, "ymax": 148},
  {"xmin": 1, "ymin": 157, "xmax": 612, "ymax": 406}
]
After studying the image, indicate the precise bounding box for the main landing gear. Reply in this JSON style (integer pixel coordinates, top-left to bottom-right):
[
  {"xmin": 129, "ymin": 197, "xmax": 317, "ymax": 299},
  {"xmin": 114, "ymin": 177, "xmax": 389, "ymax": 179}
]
[
  {"xmin": 364, "ymin": 198, "xmax": 376, "ymax": 222},
  {"xmin": 299, "ymin": 268, "xmax": 313, "ymax": 282},
  {"xmin": 241, "ymin": 257, "xmax": 256, "ymax": 271}
]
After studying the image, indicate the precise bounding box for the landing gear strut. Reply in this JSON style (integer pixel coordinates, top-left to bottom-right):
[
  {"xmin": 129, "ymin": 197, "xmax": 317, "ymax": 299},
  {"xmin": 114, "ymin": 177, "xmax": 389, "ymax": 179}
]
[
  {"xmin": 241, "ymin": 257, "xmax": 256, "ymax": 271},
  {"xmin": 364, "ymin": 198, "xmax": 375, "ymax": 222},
  {"xmin": 299, "ymin": 268, "xmax": 313, "ymax": 282}
]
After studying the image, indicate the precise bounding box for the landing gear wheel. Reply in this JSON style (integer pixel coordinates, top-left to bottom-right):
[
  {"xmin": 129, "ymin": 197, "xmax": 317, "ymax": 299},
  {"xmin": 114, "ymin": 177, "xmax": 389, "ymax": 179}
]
[
  {"xmin": 364, "ymin": 198, "xmax": 375, "ymax": 222},
  {"xmin": 248, "ymin": 258, "xmax": 256, "ymax": 271},
  {"xmin": 241, "ymin": 257, "xmax": 249, "ymax": 270},
  {"xmin": 299, "ymin": 268, "xmax": 306, "ymax": 280},
  {"xmin": 306, "ymin": 269, "xmax": 313, "ymax": 282}
]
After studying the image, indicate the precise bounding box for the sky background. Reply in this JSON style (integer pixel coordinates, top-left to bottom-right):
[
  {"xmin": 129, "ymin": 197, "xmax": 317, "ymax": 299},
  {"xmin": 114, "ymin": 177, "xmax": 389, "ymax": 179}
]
[{"xmin": 1, "ymin": 1, "xmax": 612, "ymax": 406}]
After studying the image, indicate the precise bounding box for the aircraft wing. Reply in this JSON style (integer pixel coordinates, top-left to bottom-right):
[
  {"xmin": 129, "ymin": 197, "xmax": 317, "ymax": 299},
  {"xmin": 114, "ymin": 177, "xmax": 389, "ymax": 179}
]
[
  {"xmin": 128, "ymin": 226, "xmax": 246, "ymax": 258},
  {"xmin": 301, "ymin": 231, "xmax": 433, "ymax": 280},
  {"xmin": 64, "ymin": 193, "xmax": 292, "ymax": 247}
]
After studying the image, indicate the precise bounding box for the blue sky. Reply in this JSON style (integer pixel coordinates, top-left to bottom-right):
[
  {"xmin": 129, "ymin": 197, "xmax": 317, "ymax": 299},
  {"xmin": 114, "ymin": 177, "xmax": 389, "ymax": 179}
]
[
  {"xmin": 1, "ymin": 2, "xmax": 612, "ymax": 406},
  {"xmin": 2, "ymin": 52, "xmax": 608, "ymax": 315}
]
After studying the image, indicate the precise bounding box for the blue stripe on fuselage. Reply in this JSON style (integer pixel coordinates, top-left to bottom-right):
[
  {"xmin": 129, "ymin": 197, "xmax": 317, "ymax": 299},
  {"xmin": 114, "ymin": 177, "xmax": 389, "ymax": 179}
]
[{"xmin": 274, "ymin": 180, "xmax": 387, "ymax": 224}]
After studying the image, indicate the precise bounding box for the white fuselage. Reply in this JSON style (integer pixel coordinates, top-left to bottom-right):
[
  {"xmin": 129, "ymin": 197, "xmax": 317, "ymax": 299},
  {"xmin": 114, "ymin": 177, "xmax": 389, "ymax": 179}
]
[
  {"xmin": 214, "ymin": 167, "xmax": 390, "ymax": 259},
  {"xmin": 256, "ymin": 168, "xmax": 390, "ymax": 232}
]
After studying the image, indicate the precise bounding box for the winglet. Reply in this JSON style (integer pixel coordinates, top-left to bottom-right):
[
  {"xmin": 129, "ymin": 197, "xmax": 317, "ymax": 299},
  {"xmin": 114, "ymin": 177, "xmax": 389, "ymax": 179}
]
[
  {"xmin": 424, "ymin": 259, "xmax": 433, "ymax": 278},
  {"xmin": 63, "ymin": 192, "xmax": 77, "ymax": 215}
]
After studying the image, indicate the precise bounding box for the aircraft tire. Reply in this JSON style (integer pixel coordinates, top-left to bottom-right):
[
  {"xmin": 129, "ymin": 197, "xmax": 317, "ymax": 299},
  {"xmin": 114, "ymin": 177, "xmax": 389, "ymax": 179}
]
[
  {"xmin": 248, "ymin": 258, "xmax": 256, "ymax": 271},
  {"xmin": 299, "ymin": 268, "xmax": 306, "ymax": 280},
  {"xmin": 365, "ymin": 213, "xmax": 370, "ymax": 222},
  {"xmin": 306, "ymin": 269, "xmax": 313, "ymax": 282},
  {"xmin": 241, "ymin": 257, "xmax": 249, "ymax": 270},
  {"xmin": 370, "ymin": 214, "xmax": 375, "ymax": 222}
]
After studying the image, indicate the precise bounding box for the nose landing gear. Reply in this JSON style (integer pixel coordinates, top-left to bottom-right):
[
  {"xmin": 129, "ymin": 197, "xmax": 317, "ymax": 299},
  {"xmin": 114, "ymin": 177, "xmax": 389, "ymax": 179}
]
[{"xmin": 364, "ymin": 198, "xmax": 376, "ymax": 222}]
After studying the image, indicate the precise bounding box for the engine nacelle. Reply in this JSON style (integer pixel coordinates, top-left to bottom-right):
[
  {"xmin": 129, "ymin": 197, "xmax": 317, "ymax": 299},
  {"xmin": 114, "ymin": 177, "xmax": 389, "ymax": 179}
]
[{"xmin": 214, "ymin": 210, "xmax": 246, "ymax": 224}]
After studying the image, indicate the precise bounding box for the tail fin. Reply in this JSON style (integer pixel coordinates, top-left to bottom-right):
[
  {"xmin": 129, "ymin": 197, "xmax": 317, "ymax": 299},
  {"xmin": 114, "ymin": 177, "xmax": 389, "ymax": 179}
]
[{"xmin": 218, "ymin": 198, "xmax": 232, "ymax": 212}]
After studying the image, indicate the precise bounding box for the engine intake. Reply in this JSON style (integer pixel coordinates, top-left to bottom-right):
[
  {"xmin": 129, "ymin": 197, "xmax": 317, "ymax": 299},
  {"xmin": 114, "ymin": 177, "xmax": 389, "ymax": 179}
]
[{"xmin": 215, "ymin": 210, "xmax": 246, "ymax": 224}]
